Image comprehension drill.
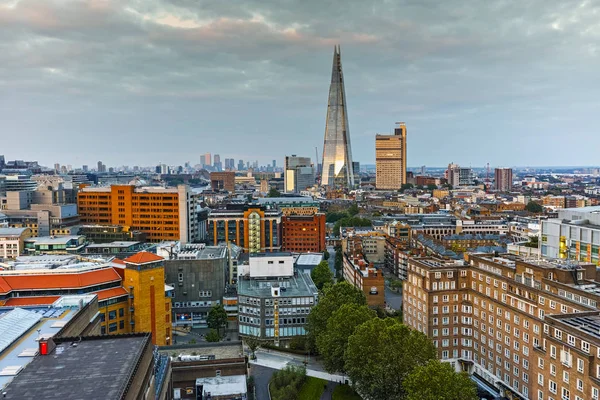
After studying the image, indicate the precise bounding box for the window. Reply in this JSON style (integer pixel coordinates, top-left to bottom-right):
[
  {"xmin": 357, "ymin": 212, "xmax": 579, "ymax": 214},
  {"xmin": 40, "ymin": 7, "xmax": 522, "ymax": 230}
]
[
  {"xmin": 593, "ymin": 387, "xmax": 599, "ymax": 400},
  {"xmin": 577, "ymin": 379, "xmax": 583, "ymax": 392},
  {"xmin": 119, "ymin": 308, "xmax": 124, "ymax": 318},
  {"xmin": 119, "ymin": 320, "xmax": 124, "ymax": 330},
  {"xmin": 108, "ymin": 310, "xmax": 117, "ymax": 320},
  {"xmin": 538, "ymin": 374, "xmax": 544, "ymax": 385},
  {"xmin": 582, "ymin": 341, "xmax": 590, "ymax": 353},
  {"xmin": 549, "ymin": 380, "xmax": 557, "ymax": 394},
  {"xmin": 178, "ymin": 273, "xmax": 183, "ymax": 282},
  {"xmin": 562, "ymin": 387, "xmax": 570, "ymax": 400},
  {"xmin": 563, "ymin": 371, "xmax": 569, "ymax": 384},
  {"xmin": 550, "ymin": 345, "xmax": 557, "ymax": 359},
  {"xmin": 577, "ymin": 358, "xmax": 584, "ymax": 373},
  {"xmin": 109, "ymin": 322, "xmax": 118, "ymax": 332}
]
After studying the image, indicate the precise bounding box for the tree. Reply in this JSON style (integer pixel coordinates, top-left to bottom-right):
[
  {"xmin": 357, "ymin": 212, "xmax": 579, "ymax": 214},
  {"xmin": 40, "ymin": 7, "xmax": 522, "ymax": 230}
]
[
  {"xmin": 316, "ymin": 304, "xmax": 376, "ymax": 373},
  {"xmin": 244, "ymin": 336, "xmax": 261, "ymax": 359},
  {"xmin": 311, "ymin": 261, "xmax": 334, "ymax": 290},
  {"xmin": 526, "ymin": 200, "xmax": 543, "ymax": 213},
  {"xmin": 326, "ymin": 211, "xmax": 347, "ymax": 223},
  {"xmin": 347, "ymin": 203, "xmax": 360, "ymax": 216},
  {"xmin": 400, "ymin": 183, "xmax": 414, "ymax": 192},
  {"xmin": 427, "ymin": 184, "xmax": 437, "ymax": 191},
  {"xmin": 404, "ymin": 360, "xmax": 478, "ymax": 400},
  {"xmin": 246, "ymin": 194, "xmax": 253, "ymax": 203},
  {"xmin": 333, "ymin": 216, "xmax": 371, "ymax": 236},
  {"xmin": 270, "ymin": 365, "xmax": 307, "ymax": 400},
  {"xmin": 344, "ymin": 318, "xmax": 436, "ymax": 400},
  {"xmin": 306, "ymin": 282, "xmax": 366, "ymax": 351},
  {"xmin": 205, "ymin": 329, "xmax": 220, "ymax": 342},
  {"xmin": 207, "ymin": 304, "xmax": 228, "ymax": 336},
  {"xmin": 267, "ymin": 187, "xmax": 281, "ymax": 197},
  {"xmin": 323, "ymin": 250, "xmax": 330, "ymax": 260}
]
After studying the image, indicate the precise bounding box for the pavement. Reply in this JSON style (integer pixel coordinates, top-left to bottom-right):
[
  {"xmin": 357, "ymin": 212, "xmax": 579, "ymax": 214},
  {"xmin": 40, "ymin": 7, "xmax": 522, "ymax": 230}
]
[
  {"xmin": 250, "ymin": 364, "xmax": 276, "ymax": 400},
  {"xmin": 385, "ymin": 285, "xmax": 403, "ymax": 310},
  {"xmin": 326, "ymin": 246, "xmax": 337, "ymax": 278}
]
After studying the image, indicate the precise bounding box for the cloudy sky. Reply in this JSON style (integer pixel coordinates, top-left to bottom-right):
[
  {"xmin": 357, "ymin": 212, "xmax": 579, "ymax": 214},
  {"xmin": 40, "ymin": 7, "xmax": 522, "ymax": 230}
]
[{"xmin": 1, "ymin": 0, "xmax": 599, "ymax": 169}]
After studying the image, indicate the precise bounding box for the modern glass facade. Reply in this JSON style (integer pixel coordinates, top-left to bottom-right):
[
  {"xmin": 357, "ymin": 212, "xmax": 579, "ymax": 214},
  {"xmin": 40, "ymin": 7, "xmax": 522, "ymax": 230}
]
[{"xmin": 321, "ymin": 45, "xmax": 354, "ymax": 189}]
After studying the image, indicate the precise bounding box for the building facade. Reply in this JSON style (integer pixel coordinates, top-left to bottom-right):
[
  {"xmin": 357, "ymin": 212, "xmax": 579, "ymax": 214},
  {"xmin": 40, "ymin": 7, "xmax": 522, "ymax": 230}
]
[
  {"xmin": 342, "ymin": 252, "xmax": 385, "ymax": 307},
  {"xmin": 375, "ymin": 122, "xmax": 407, "ymax": 190},
  {"xmin": 495, "ymin": 168, "xmax": 513, "ymax": 192},
  {"xmin": 207, "ymin": 205, "xmax": 281, "ymax": 253},
  {"xmin": 281, "ymin": 214, "xmax": 326, "ymax": 253},
  {"xmin": 403, "ymin": 253, "xmax": 600, "ymax": 400},
  {"xmin": 77, "ymin": 184, "xmax": 198, "ymax": 243},
  {"xmin": 542, "ymin": 207, "xmax": 600, "ymax": 262},
  {"xmin": 210, "ymin": 171, "xmax": 235, "ymax": 193},
  {"xmin": 321, "ymin": 45, "xmax": 354, "ymax": 189},
  {"xmin": 284, "ymin": 155, "xmax": 315, "ymax": 193},
  {"xmin": 0, "ymin": 227, "xmax": 31, "ymax": 259}
]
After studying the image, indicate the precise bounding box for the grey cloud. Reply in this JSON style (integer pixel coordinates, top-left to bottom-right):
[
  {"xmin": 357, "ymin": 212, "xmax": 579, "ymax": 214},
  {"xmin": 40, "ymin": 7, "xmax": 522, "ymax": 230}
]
[{"xmin": 0, "ymin": 0, "xmax": 599, "ymax": 168}]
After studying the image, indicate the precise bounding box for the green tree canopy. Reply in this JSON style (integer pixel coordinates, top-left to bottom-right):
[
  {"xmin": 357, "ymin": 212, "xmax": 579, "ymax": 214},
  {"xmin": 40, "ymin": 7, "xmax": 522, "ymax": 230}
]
[
  {"xmin": 316, "ymin": 304, "xmax": 376, "ymax": 373},
  {"xmin": 267, "ymin": 187, "xmax": 282, "ymax": 197},
  {"xmin": 311, "ymin": 261, "xmax": 334, "ymax": 290},
  {"xmin": 205, "ymin": 329, "xmax": 221, "ymax": 342},
  {"xmin": 333, "ymin": 216, "xmax": 371, "ymax": 236},
  {"xmin": 306, "ymin": 282, "xmax": 366, "ymax": 351},
  {"xmin": 326, "ymin": 211, "xmax": 348, "ymax": 223},
  {"xmin": 404, "ymin": 360, "xmax": 478, "ymax": 400},
  {"xmin": 400, "ymin": 183, "xmax": 414, "ymax": 192},
  {"xmin": 344, "ymin": 318, "xmax": 436, "ymax": 400},
  {"xmin": 347, "ymin": 203, "xmax": 360, "ymax": 216},
  {"xmin": 244, "ymin": 336, "xmax": 261, "ymax": 359},
  {"xmin": 207, "ymin": 304, "xmax": 228, "ymax": 335},
  {"xmin": 270, "ymin": 365, "xmax": 307, "ymax": 400},
  {"xmin": 526, "ymin": 200, "xmax": 543, "ymax": 213},
  {"xmin": 427, "ymin": 183, "xmax": 438, "ymax": 191}
]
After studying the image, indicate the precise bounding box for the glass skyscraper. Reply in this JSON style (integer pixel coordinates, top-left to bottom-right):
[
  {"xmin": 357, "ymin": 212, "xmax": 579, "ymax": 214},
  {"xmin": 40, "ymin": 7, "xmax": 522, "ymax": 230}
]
[{"xmin": 321, "ymin": 45, "xmax": 354, "ymax": 189}]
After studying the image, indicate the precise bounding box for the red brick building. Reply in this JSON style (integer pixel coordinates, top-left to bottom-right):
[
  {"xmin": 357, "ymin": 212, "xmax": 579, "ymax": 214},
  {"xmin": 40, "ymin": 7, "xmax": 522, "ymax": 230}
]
[{"xmin": 281, "ymin": 214, "xmax": 326, "ymax": 253}]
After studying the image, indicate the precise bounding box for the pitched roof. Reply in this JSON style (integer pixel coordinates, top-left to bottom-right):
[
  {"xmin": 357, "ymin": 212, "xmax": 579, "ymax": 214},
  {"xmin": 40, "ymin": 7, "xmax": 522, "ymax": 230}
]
[
  {"xmin": 95, "ymin": 287, "xmax": 128, "ymax": 301},
  {"xmin": 0, "ymin": 276, "xmax": 11, "ymax": 294},
  {"xmin": 3, "ymin": 296, "xmax": 61, "ymax": 306},
  {"xmin": 123, "ymin": 251, "xmax": 164, "ymax": 265},
  {"xmin": 1, "ymin": 267, "xmax": 122, "ymax": 291}
]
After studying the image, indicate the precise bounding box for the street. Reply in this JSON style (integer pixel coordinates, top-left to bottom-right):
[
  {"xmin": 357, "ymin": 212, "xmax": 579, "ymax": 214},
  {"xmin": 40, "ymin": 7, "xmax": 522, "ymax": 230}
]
[
  {"xmin": 385, "ymin": 285, "xmax": 402, "ymax": 310},
  {"xmin": 326, "ymin": 246, "xmax": 336, "ymax": 277}
]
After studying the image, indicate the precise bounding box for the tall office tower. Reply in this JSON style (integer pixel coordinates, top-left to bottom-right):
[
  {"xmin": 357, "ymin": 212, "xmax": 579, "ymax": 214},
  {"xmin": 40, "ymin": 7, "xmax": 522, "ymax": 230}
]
[
  {"xmin": 82, "ymin": 165, "xmax": 88, "ymax": 172},
  {"xmin": 321, "ymin": 45, "xmax": 354, "ymax": 189},
  {"xmin": 272, "ymin": 160, "xmax": 276, "ymax": 168},
  {"xmin": 202, "ymin": 153, "xmax": 211, "ymax": 167},
  {"xmin": 238, "ymin": 160, "xmax": 244, "ymax": 171},
  {"xmin": 284, "ymin": 155, "xmax": 315, "ymax": 193},
  {"xmin": 375, "ymin": 122, "xmax": 407, "ymax": 190},
  {"xmin": 97, "ymin": 161, "xmax": 106, "ymax": 173},
  {"xmin": 494, "ymin": 167, "xmax": 513, "ymax": 192},
  {"xmin": 54, "ymin": 163, "xmax": 60, "ymax": 172},
  {"xmin": 446, "ymin": 163, "xmax": 473, "ymax": 187}
]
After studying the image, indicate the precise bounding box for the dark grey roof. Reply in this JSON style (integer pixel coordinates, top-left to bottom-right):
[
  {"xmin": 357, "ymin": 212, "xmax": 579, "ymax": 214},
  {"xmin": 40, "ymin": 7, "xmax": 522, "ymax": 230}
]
[{"xmin": 3, "ymin": 334, "xmax": 150, "ymax": 400}]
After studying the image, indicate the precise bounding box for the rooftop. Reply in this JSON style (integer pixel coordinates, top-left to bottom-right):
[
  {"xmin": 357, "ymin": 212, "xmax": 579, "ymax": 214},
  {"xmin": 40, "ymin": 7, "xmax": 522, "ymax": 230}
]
[
  {"xmin": 249, "ymin": 252, "xmax": 293, "ymax": 258},
  {"xmin": 124, "ymin": 251, "xmax": 164, "ymax": 264},
  {"xmin": 2, "ymin": 334, "xmax": 151, "ymax": 400},
  {"xmin": 555, "ymin": 314, "xmax": 600, "ymax": 340},
  {"xmin": 295, "ymin": 253, "xmax": 324, "ymax": 267},
  {"xmin": 24, "ymin": 236, "xmax": 84, "ymax": 245},
  {"xmin": 238, "ymin": 271, "xmax": 318, "ymax": 298},
  {"xmin": 195, "ymin": 375, "xmax": 247, "ymax": 397},
  {"xmin": 160, "ymin": 342, "xmax": 243, "ymax": 360},
  {"xmin": 85, "ymin": 241, "xmax": 141, "ymax": 249},
  {"xmin": 0, "ymin": 228, "xmax": 29, "ymax": 236},
  {"xmin": 0, "ymin": 297, "xmax": 95, "ymax": 390}
]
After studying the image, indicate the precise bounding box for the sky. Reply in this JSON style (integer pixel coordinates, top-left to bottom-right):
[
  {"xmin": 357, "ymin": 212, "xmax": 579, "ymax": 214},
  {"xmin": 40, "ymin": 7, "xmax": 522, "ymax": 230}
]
[{"xmin": 1, "ymin": 0, "xmax": 599, "ymax": 169}]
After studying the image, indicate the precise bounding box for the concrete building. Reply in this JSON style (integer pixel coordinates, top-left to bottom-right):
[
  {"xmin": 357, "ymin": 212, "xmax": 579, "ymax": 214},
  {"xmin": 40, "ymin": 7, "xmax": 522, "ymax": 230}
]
[
  {"xmin": 494, "ymin": 168, "xmax": 513, "ymax": 192},
  {"xmin": 237, "ymin": 252, "xmax": 318, "ymax": 346},
  {"xmin": 447, "ymin": 163, "xmax": 474, "ymax": 187},
  {"xmin": 207, "ymin": 204, "xmax": 282, "ymax": 253},
  {"xmin": 542, "ymin": 206, "xmax": 600, "ymax": 262},
  {"xmin": 23, "ymin": 235, "xmax": 86, "ymax": 254},
  {"xmin": 375, "ymin": 122, "xmax": 407, "ymax": 190},
  {"xmin": 281, "ymin": 214, "xmax": 326, "ymax": 253},
  {"xmin": 210, "ymin": 171, "xmax": 235, "ymax": 193},
  {"xmin": 158, "ymin": 242, "xmax": 228, "ymax": 329},
  {"xmin": 77, "ymin": 224, "xmax": 147, "ymax": 243},
  {"xmin": 256, "ymin": 196, "xmax": 319, "ymax": 216},
  {"xmin": 0, "ymin": 227, "xmax": 32, "ymax": 259},
  {"xmin": 284, "ymin": 155, "xmax": 315, "ymax": 193},
  {"xmin": 78, "ymin": 184, "xmax": 198, "ymax": 243}
]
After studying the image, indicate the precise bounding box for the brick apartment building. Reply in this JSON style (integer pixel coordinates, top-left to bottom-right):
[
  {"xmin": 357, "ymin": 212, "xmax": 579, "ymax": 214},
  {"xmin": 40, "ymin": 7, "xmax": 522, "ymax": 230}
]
[
  {"xmin": 404, "ymin": 253, "xmax": 600, "ymax": 400},
  {"xmin": 343, "ymin": 252, "xmax": 385, "ymax": 308},
  {"xmin": 210, "ymin": 171, "xmax": 236, "ymax": 193},
  {"xmin": 281, "ymin": 213, "xmax": 326, "ymax": 253}
]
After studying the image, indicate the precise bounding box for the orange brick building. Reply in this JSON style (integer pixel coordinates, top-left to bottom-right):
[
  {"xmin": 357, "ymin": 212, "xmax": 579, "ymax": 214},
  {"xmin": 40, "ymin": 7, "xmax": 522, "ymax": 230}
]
[
  {"xmin": 210, "ymin": 171, "xmax": 235, "ymax": 193},
  {"xmin": 77, "ymin": 184, "xmax": 196, "ymax": 243},
  {"xmin": 342, "ymin": 252, "xmax": 385, "ymax": 307},
  {"xmin": 281, "ymin": 214, "xmax": 326, "ymax": 253}
]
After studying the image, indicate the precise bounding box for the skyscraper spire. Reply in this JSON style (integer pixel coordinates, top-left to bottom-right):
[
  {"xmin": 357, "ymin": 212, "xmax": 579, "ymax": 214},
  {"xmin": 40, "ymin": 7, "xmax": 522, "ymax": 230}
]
[{"xmin": 321, "ymin": 45, "xmax": 354, "ymax": 189}]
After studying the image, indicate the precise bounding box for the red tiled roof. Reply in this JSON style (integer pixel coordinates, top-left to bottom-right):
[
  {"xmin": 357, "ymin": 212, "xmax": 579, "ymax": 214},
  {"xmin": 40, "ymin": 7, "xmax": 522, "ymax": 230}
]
[
  {"xmin": 0, "ymin": 276, "xmax": 11, "ymax": 294},
  {"xmin": 124, "ymin": 251, "xmax": 164, "ymax": 265},
  {"xmin": 2, "ymin": 267, "xmax": 122, "ymax": 291},
  {"xmin": 3, "ymin": 296, "xmax": 61, "ymax": 306},
  {"xmin": 112, "ymin": 258, "xmax": 126, "ymax": 265},
  {"xmin": 94, "ymin": 287, "xmax": 128, "ymax": 301}
]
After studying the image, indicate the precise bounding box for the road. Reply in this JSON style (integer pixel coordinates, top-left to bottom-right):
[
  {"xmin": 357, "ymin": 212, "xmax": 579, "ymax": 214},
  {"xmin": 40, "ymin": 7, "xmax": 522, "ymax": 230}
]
[
  {"xmin": 326, "ymin": 246, "xmax": 336, "ymax": 277},
  {"xmin": 250, "ymin": 364, "xmax": 276, "ymax": 400},
  {"xmin": 385, "ymin": 285, "xmax": 402, "ymax": 310}
]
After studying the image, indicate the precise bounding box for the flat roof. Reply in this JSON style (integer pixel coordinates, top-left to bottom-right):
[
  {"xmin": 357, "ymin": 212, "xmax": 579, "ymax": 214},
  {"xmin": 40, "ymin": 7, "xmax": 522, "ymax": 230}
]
[
  {"xmin": 558, "ymin": 315, "xmax": 600, "ymax": 340},
  {"xmin": 0, "ymin": 305, "xmax": 82, "ymax": 390},
  {"xmin": 3, "ymin": 335, "xmax": 150, "ymax": 399},
  {"xmin": 86, "ymin": 241, "xmax": 140, "ymax": 248},
  {"xmin": 160, "ymin": 342, "xmax": 243, "ymax": 360},
  {"xmin": 195, "ymin": 375, "xmax": 247, "ymax": 396},
  {"xmin": 295, "ymin": 253, "xmax": 323, "ymax": 267},
  {"xmin": 25, "ymin": 236, "xmax": 83, "ymax": 245},
  {"xmin": 0, "ymin": 228, "xmax": 29, "ymax": 236},
  {"xmin": 249, "ymin": 252, "xmax": 293, "ymax": 258},
  {"xmin": 238, "ymin": 271, "xmax": 318, "ymax": 298}
]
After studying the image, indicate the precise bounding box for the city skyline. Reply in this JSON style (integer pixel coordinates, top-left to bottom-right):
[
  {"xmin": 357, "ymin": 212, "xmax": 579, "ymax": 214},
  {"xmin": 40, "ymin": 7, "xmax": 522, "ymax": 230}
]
[{"xmin": 2, "ymin": 1, "xmax": 600, "ymax": 167}]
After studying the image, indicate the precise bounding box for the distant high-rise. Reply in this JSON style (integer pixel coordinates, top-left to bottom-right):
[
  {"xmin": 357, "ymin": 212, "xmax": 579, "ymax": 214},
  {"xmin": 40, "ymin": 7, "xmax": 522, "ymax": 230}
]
[
  {"xmin": 494, "ymin": 168, "xmax": 513, "ymax": 192},
  {"xmin": 284, "ymin": 155, "xmax": 315, "ymax": 193},
  {"xmin": 202, "ymin": 153, "xmax": 211, "ymax": 167},
  {"xmin": 321, "ymin": 45, "xmax": 354, "ymax": 189},
  {"xmin": 375, "ymin": 122, "xmax": 407, "ymax": 190},
  {"xmin": 238, "ymin": 160, "xmax": 244, "ymax": 171}
]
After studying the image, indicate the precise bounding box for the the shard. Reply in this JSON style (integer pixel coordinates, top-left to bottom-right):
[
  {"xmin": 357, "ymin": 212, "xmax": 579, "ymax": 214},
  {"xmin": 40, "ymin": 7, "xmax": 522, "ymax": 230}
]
[{"xmin": 321, "ymin": 45, "xmax": 354, "ymax": 189}]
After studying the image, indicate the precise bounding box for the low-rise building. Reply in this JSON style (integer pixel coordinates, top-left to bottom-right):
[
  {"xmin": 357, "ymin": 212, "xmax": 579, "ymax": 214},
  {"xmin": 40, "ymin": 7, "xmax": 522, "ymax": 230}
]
[
  {"xmin": 0, "ymin": 227, "xmax": 31, "ymax": 259},
  {"xmin": 23, "ymin": 235, "xmax": 86, "ymax": 255},
  {"xmin": 342, "ymin": 253, "xmax": 385, "ymax": 308},
  {"xmin": 281, "ymin": 214, "xmax": 326, "ymax": 253},
  {"xmin": 237, "ymin": 252, "xmax": 318, "ymax": 346}
]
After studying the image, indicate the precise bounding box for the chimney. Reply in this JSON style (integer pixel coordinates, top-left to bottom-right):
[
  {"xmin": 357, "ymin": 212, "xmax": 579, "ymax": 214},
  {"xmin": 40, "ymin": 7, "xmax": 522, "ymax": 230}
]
[{"xmin": 39, "ymin": 337, "xmax": 56, "ymax": 355}]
